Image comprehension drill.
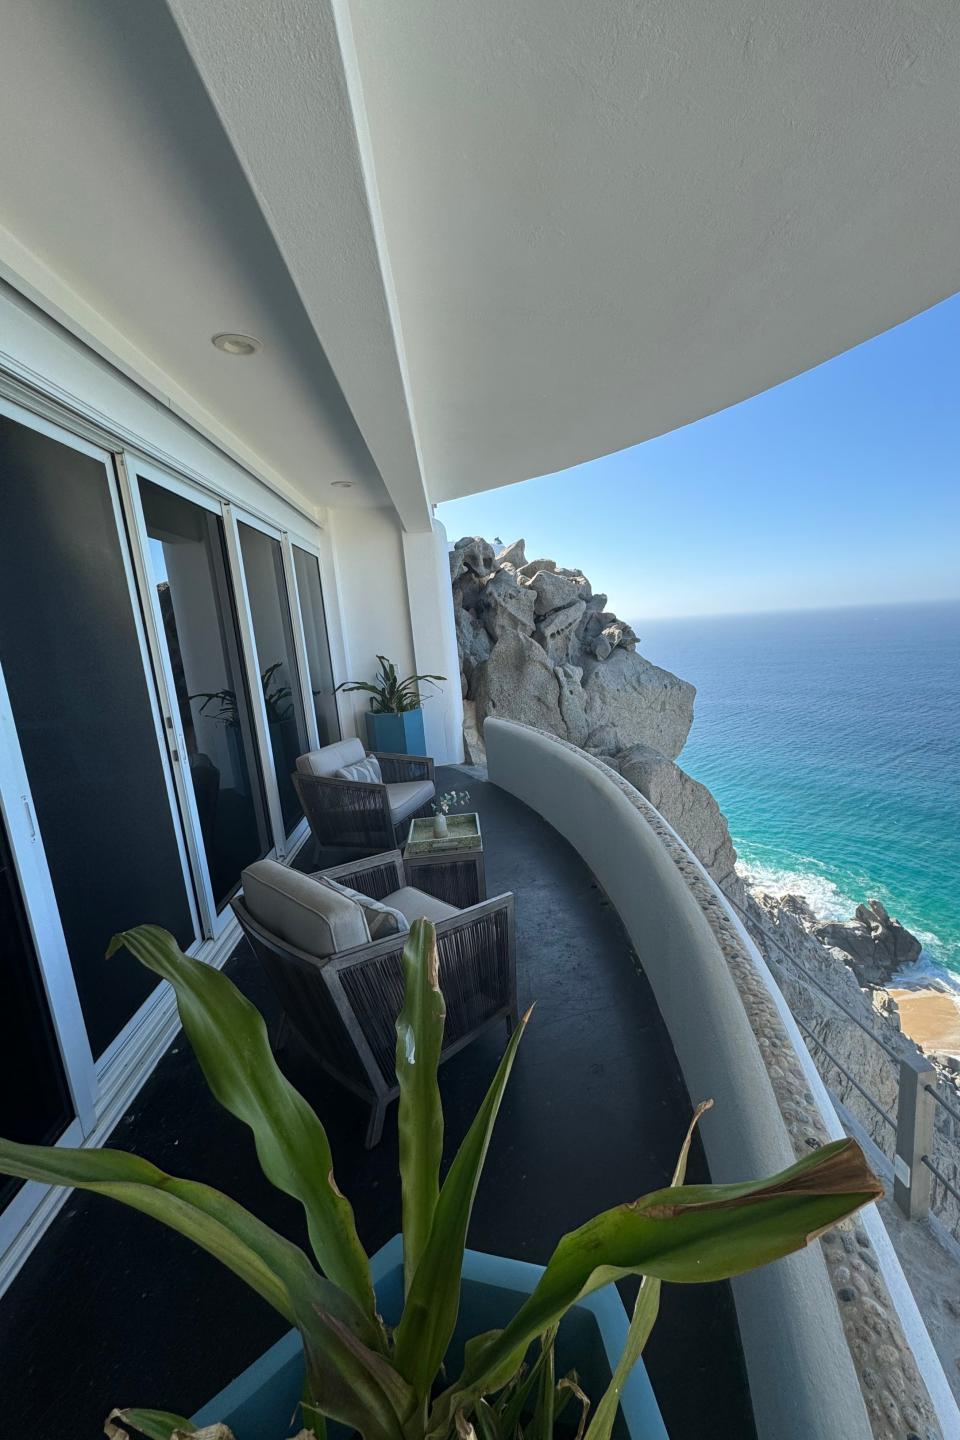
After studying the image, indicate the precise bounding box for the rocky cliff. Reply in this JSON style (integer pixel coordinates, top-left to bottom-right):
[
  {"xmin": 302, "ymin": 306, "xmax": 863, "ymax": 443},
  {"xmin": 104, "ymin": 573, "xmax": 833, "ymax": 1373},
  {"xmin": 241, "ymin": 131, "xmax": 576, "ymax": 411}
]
[
  {"xmin": 452, "ymin": 536, "xmax": 694, "ymax": 765},
  {"xmin": 451, "ymin": 534, "xmax": 960, "ymax": 1241}
]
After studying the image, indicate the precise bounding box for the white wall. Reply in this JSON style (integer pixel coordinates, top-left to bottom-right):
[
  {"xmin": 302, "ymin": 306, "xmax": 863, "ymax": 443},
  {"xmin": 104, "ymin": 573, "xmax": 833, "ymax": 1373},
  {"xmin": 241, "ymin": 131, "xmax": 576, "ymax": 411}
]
[
  {"xmin": 402, "ymin": 520, "xmax": 463, "ymax": 764},
  {"xmin": 328, "ymin": 505, "xmax": 417, "ymax": 741}
]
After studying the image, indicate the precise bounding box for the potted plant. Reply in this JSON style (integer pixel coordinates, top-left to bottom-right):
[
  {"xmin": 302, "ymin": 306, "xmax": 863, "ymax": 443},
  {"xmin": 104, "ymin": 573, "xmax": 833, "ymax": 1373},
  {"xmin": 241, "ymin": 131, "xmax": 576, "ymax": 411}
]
[
  {"xmin": 0, "ymin": 924, "xmax": 882, "ymax": 1440},
  {"xmin": 336, "ymin": 655, "xmax": 445, "ymax": 756}
]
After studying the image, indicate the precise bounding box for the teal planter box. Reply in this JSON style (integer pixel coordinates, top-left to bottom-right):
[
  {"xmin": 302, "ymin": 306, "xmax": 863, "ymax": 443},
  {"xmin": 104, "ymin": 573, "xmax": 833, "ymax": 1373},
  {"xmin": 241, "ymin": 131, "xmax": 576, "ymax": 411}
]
[
  {"xmin": 193, "ymin": 1235, "xmax": 667, "ymax": 1440},
  {"xmin": 364, "ymin": 708, "xmax": 426, "ymax": 755}
]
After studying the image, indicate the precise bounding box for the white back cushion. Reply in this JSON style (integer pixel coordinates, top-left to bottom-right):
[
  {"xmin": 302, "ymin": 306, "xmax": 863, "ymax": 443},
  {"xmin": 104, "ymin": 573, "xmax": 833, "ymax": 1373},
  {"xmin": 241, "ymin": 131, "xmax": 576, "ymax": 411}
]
[
  {"xmin": 296, "ymin": 738, "xmax": 366, "ymax": 778},
  {"xmin": 241, "ymin": 859, "xmax": 370, "ymax": 957}
]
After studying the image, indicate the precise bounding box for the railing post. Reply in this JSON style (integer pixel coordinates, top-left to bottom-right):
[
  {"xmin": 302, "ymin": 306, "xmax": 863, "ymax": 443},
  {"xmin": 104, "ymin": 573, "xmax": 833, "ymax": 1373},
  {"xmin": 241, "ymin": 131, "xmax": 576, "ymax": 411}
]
[{"xmin": 894, "ymin": 1053, "xmax": 936, "ymax": 1219}]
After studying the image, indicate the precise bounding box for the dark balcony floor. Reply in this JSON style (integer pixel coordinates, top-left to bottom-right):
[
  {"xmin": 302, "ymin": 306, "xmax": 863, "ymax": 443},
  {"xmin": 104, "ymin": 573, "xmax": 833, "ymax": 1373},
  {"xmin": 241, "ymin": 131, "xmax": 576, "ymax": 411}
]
[{"xmin": 0, "ymin": 770, "xmax": 755, "ymax": 1439}]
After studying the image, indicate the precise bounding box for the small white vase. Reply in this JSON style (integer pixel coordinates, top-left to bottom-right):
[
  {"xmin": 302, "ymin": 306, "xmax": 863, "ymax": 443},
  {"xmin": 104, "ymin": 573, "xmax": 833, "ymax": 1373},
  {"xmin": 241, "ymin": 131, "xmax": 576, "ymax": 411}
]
[{"xmin": 432, "ymin": 813, "xmax": 448, "ymax": 838}]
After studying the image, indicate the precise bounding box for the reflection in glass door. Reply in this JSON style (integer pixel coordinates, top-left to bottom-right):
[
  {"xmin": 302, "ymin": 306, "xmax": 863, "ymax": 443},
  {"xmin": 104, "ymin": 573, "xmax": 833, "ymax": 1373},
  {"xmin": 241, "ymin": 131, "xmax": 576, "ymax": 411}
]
[
  {"xmin": 293, "ymin": 546, "xmax": 341, "ymax": 747},
  {"xmin": 0, "ymin": 411, "xmax": 197, "ymax": 1059},
  {"xmin": 236, "ymin": 522, "xmax": 309, "ymax": 836},
  {"xmin": 0, "ymin": 817, "xmax": 72, "ymax": 1214},
  {"xmin": 138, "ymin": 480, "xmax": 273, "ymax": 910}
]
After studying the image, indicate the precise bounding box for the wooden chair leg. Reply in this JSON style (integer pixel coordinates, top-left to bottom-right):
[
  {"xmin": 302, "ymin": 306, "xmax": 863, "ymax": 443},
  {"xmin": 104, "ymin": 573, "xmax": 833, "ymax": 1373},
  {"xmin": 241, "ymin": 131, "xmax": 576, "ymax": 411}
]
[{"xmin": 365, "ymin": 1097, "xmax": 387, "ymax": 1149}]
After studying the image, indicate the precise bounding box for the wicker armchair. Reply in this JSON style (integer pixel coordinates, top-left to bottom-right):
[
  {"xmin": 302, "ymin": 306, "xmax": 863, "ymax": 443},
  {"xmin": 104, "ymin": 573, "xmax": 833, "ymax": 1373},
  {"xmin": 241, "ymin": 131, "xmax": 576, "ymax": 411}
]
[
  {"xmin": 293, "ymin": 738, "xmax": 436, "ymax": 861},
  {"xmin": 232, "ymin": 850, "xmax": 517, "ymax": 1146}
]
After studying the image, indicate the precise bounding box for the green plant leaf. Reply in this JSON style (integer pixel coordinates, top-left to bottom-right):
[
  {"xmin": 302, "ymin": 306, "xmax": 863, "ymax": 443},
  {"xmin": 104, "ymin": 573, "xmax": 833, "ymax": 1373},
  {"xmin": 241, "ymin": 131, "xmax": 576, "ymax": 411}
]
[
  {"xmin": 583, "ymin": 1101, "xmax": 712, "ymax": 1440},
  {"xmin": 526, "ymin": 1328, "xmax": 557, "ymax": 1440},
  {"xmin": 393, "ymin": 1007, "xmax": 533, "ymax": 1403},
  {"xmin": 395, "ymin": 920, "xmax": 446, "ymax": 1295},
  {"xmin": 301, "ymin": 1309, "xmax": 416, "ymax": 1440},
  {"xmin": 106, "ymin": 927, "xmax": 375, "ymax": 1318},
  {"xmin": 104, "ymin": 1408, "xmax": 200, "ymax": 1439},
  {"xmin": 437, "ymin": 1137, "xmax": 880, "ymax": 1422},
  {"xmin": 0, "ymin": 1137, "xmax": 308, "ymax": 1322}
]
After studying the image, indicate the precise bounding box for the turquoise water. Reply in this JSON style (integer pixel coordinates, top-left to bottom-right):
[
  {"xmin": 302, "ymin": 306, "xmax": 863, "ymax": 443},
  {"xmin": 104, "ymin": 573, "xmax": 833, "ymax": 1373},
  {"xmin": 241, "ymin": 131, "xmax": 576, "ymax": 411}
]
[{"xmin": 636, "ymin": 601, "xmax": 960, "ymax": 979}]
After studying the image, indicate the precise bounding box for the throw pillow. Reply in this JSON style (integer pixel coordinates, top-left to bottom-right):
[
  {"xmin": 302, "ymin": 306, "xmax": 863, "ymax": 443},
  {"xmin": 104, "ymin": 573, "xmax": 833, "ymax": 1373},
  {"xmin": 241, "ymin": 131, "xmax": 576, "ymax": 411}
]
[
  {"xmin": 335, "ymin": 754, "xmax": 383, "ymax": 785},
  {"xmin": 319, "ymin": 876, "xmax": 409, "ymax": 940}
]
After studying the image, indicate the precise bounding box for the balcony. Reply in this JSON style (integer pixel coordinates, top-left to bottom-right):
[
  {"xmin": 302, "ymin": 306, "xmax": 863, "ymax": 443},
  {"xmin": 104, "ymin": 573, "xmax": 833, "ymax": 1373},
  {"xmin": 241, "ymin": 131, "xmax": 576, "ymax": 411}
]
[{"xmin": 0, "ymin": 762, "xmax": 754, "ymax": 1437}]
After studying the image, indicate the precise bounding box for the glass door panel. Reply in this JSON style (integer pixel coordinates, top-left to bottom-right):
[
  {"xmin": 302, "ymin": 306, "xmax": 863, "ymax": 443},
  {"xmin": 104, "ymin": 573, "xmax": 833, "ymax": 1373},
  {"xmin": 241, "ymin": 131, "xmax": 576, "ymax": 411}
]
[
  {"xmin": 0, "ymin": 817, "xmax": 72, "ymax": 1213},
  {"xmin": 237, "ymin": 522, "xmax": 309, "ymax": 836},
  {"xmin": 0, "ymin": 413, "xmax": 197, "ymax": 1059},
  {"xmin": 293, "ymin": 546, "xmax": 341, "ymax": 747},
  {"xmin": 139, "ymin": 480, "xmax": 272, "ymax": 910}
]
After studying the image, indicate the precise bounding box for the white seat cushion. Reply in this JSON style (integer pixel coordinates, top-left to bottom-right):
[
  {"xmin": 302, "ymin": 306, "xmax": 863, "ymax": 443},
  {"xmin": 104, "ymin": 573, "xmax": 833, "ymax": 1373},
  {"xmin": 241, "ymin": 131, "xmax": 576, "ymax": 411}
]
[
  {"xmin": 241, "ymin": 859, "xmax": 370, "ymax": 958},
  {"xmin": 387, "ymin": 779, "xmax": 435, "ymax": 824},
  {"xmin": 383, "ymin": 886, "xmax": 460, "ymax": 924},
  {"xmin": 318, "ymin": 876, "xmax": 409, "ymax": 940},
  {"xmin": 296, "ymin": 738, "xmax": 366, "ymax": 778}
]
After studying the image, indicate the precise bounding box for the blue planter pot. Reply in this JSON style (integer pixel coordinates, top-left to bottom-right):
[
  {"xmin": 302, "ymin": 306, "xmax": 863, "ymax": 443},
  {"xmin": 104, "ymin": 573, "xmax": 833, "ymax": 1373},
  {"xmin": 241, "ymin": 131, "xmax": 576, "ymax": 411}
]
[
  {"xmin": 192, "ymin": 1236, "xmax": 667, "ymax": 1440},
  {"xmin": 364, "ymin": 708, "xmax": 427, "ymax": 756}
]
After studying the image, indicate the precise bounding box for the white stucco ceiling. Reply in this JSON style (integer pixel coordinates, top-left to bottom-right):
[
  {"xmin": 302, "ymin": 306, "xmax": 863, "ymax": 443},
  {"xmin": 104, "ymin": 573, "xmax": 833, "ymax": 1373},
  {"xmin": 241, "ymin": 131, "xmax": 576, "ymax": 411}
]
[{"xmin": 3, "ymin": 1, "xmax": 960, "ymax": 521}]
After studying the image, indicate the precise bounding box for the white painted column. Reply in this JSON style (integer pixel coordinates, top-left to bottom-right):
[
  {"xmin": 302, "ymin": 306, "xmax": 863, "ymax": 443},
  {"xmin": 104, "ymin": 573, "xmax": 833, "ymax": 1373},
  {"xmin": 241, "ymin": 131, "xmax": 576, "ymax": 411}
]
[{"xmin": 402, "ymin": 518, "xmax": 463, "ymax": 765}]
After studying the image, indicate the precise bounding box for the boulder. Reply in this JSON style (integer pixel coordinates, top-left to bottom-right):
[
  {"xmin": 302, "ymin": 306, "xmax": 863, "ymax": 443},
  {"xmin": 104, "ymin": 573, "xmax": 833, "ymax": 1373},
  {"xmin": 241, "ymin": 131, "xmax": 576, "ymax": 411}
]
[
  {"xmin": 556, "ymin": 663, "xmax": 590, "ymax": 746},
  {"xmin": 517, "ymin": 557, "xmax": 556, "ymax": 579},
  {"xmin": 454, "ymin": 536, "xmax": 496, "ymax": 576},
  {"xmin": 496, "ymin": 538, "xmax": 527, "ymax": 568},
  {"xmin": 528, "ymin": 569, "xmax": 581, "ymax": 617},
  {"xmin": 461, "ymin": 699, "xmax": 485, "ymax": 765},
  {"xmin": 472, "ymin": 629, "xmax": 565, "ymax": 738},
  {"xmin": 582, "ymin": 649, "xmax": 694, "ymax": 759},
  {"xmin": 601, "ymin": 620, "xmax": 638, "ymax": 652},
  {"xmin": 614, "ymin": 744, "xmax": 741, "ymax": 895},
  {"xmin": 814, "ymin": 900, "xmax": 923, "ymax": 987},
  {"xmin": 456, "ymin": 605, "xmax": 491, "ymax": 683},
  {"xmin": 478, "ymin": 567, "xmax": 536, "ymax": 640},
  {"xmin": 449, "ymin": 547, "xmax": 467, "ymax": 583},
  {"xmin": 534, "ymin": 599, "xmax": 586, "ymax": 663}
]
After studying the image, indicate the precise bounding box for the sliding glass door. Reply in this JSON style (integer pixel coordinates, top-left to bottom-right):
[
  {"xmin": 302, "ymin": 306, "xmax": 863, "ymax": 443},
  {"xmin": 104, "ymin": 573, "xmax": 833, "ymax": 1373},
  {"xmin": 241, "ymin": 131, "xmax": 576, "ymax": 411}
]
[
  {"xmin": 235, "ymin": 520, "xmax": 310, "ymax": 837},
  {"xmin": 0, "ymin": 817, "xmax": 73, "ymax": 1213},
  {"xmin": 293, "ymin": 545, "xmax": 341, "ymax": 748},
  {"xmin": 0, "ymin": 409, "xmax": 198, "ymax": 1060},
  {"xmin": 137, "ymin": 478, "xmax": 272, "ymax": 912}
]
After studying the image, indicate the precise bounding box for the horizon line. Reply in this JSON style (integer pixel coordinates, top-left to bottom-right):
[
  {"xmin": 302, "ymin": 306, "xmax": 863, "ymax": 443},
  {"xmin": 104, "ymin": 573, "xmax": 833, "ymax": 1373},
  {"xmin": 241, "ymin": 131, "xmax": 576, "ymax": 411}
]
[{"xmin": 630, "ymin": 595, "xmax": 960, "ymax": 624}]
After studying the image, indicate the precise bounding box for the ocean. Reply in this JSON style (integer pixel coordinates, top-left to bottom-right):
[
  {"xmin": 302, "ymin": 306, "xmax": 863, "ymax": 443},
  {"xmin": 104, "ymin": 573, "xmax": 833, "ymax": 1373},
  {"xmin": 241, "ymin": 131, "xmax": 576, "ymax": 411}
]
[{"xmin": 636, "ymin": 600, "xmax": 960, "ymax": 983}]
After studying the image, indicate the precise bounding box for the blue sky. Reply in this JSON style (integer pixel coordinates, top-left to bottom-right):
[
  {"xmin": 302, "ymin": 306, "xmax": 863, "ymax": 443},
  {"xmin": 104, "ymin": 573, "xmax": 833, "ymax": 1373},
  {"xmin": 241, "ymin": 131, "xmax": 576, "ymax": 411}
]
[{"xmin": 437, "ymin": 294, "xmax": 960, "ymax": 620}]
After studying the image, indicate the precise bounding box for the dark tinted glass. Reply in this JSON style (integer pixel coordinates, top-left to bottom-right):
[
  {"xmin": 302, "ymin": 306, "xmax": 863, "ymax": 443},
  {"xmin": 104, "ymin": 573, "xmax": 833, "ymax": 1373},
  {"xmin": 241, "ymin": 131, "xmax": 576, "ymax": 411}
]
[
  {"xmin": 0, "ymin": 818, "xmax": 72, "ymax": 1212},
  {"xmin": 237, "ymin": 523, "xmax": 309, "ymax": 834},
  {"xmin": 293, "ymin": 546, "xmax": 341, "ymax": 747},
  {"xmin": 140, "ymin": 480, "xmax": 272, "ymax": 908},
  {"xmin": 0, "ymin": 416, "xmax": 195, "ymax": 1057}
]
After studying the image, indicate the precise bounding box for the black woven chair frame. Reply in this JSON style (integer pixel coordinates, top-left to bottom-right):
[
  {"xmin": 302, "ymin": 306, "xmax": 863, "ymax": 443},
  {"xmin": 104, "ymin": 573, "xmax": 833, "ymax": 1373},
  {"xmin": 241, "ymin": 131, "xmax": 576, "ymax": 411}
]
[
  {"xmin": 232, "ymin": 851, "xmax": 518, "ymax": 1147},
  {"xmin": 293, "ymin": 751, "xmax": 436, "ymax": 861}
]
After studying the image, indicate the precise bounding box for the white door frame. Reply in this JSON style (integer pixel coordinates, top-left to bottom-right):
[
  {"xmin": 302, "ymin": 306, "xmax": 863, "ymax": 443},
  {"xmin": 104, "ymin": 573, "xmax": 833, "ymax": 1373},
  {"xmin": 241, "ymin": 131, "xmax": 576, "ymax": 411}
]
[{"xmin": 221, "ymin": 506, "xmax": 295, "ymax": 856}]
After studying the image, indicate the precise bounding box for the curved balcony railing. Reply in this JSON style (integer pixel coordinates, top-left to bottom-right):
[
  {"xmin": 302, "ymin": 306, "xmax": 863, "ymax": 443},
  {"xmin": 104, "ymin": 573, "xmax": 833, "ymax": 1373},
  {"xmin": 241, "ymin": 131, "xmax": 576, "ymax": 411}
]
[{"xmin": 484, "ymin": 717, "xmax": 958, "ymax": 1440}]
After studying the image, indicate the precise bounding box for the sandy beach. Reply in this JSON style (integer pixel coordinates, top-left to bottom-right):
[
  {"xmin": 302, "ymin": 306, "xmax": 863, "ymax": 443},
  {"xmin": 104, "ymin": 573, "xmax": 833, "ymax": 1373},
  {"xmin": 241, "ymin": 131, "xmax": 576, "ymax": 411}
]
[{"xmin": 889, "ymin": 986, "xmax": 960, "ymax": 1060}]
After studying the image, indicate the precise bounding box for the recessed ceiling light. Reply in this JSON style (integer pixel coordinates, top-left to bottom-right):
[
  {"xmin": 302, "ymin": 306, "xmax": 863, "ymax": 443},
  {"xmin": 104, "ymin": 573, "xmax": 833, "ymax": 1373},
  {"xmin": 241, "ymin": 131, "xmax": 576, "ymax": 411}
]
[
  {"xmin": 331, "ymin": 480, "xmax": 354, "ymax": 488},
  {"xmin": 212, "ymin": 333, "xmax": 261, "ymax": 356}
]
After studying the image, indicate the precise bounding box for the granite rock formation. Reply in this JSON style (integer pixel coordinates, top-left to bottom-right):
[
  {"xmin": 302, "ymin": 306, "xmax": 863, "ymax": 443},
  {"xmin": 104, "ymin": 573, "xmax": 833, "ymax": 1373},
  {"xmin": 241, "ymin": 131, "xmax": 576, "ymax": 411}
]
[
  {"xmin": 452, "ymin": 536, "xmax": 694, "ymax": 764},
  {"xmin": 814, "ymin": 899, "xmax": 923, "ymax": 986}
]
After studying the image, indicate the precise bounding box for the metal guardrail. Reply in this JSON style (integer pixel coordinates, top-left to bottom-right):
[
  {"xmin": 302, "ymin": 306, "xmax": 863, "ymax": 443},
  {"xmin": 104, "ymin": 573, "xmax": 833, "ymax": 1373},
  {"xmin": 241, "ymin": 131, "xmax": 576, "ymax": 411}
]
[{"xmin": 728, "ymin": 891, "xmax": 958, "ymax": 1222}]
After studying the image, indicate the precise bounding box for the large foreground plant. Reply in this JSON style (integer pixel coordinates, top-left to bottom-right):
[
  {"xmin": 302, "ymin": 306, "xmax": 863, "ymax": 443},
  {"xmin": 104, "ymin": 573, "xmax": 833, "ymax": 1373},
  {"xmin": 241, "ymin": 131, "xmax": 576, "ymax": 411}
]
[{"xmin": 0, "ymin": 923, "xmax": 881, "ymax": 1440}]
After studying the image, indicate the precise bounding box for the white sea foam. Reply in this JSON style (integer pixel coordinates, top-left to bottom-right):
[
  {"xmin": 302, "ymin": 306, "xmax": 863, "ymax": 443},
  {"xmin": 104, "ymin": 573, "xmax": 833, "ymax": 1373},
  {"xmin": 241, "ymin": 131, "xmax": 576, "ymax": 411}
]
[
  {"xmin": 737, "ymin": 857, "xmax": 959, "ymax": 991},
  {"xmin": 736, "ymin": 858, "xmax": 858, "ymax": 921}
]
